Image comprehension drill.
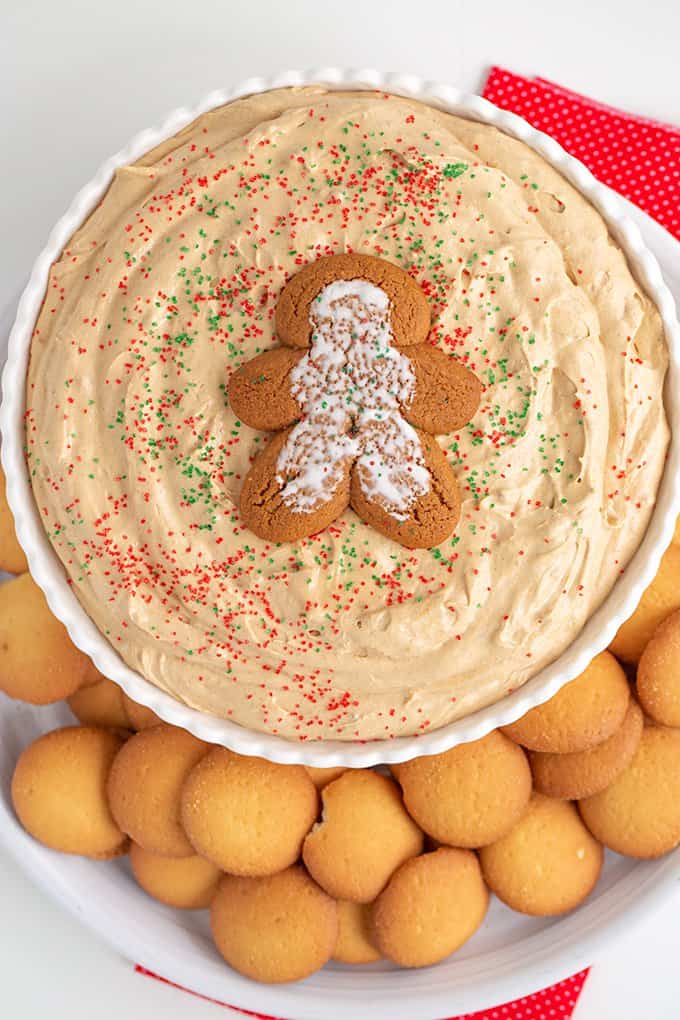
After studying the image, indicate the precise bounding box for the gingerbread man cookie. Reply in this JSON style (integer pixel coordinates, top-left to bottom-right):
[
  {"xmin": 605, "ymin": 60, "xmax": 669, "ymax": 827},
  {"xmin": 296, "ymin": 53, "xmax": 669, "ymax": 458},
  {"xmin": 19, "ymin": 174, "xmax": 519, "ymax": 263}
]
[{"xmin": 228, "ymin": 254, "xmax": 481, "ymax": 549}]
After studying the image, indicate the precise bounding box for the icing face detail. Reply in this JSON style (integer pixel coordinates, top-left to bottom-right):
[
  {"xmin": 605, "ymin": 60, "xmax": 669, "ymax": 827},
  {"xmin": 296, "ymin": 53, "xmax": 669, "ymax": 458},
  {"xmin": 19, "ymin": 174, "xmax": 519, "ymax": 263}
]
[{"xmin": 278, "ymin": 280, "xmax": 429, "ymax": 521}]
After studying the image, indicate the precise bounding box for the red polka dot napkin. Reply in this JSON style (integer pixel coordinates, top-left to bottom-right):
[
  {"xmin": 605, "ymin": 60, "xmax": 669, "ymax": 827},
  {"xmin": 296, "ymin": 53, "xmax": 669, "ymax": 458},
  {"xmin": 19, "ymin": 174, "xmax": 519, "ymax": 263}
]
[
  {"xmin": 135, "ymin": 963, "xmax": 590, "ymax": 1019},
  {"xmin": 482, "ymin": 66, "xmax": 680, "ymax": 240},
  {"xmin": 458, "ymin": 969, "xmax": 590, "ymax": 1020}
]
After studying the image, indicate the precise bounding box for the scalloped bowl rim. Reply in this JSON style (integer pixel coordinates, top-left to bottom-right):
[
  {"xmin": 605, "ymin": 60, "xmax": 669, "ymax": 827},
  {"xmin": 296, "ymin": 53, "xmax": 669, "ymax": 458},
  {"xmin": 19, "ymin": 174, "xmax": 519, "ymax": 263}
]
[{"xmin": 2, "ymin": 67, "xmax": 679, "ymax": 767}]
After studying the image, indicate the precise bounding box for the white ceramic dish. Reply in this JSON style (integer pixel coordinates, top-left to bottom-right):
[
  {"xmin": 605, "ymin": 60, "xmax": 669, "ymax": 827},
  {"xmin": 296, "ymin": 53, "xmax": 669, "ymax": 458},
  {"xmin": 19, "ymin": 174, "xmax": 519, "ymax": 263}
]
[
  {"xmin": 0, "ymin": 207, "xmax": 678, "ymax": 1020},
  {"xmin": 2, "ymin": 69, "xmax": 680, "ymax": 768}
]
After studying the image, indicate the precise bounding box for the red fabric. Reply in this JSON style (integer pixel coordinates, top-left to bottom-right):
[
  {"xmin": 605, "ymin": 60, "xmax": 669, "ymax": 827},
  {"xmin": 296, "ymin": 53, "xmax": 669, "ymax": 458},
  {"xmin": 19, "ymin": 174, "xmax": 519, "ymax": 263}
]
[
  {"xmin": 458, "ymin": 969, "xmax": 590, "ymax": 1019},
  {"xmin": 134, "ymin": 966, "xmax": 277, "ymax": 1018},
  {"xmin": 136, "ymin": 963, "xmax": 590, "ymax": 1019},
  {"xmin": 482, "ymin": 67, "xmax": 680, "ymax": 240}
]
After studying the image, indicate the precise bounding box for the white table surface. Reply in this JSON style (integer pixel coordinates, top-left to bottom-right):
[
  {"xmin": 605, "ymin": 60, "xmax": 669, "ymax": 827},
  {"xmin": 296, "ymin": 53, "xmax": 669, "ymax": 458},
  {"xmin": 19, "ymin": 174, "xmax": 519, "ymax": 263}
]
[{"xmin": 2, "ymin": 1, "xmax": 680, "ymax": 1016}]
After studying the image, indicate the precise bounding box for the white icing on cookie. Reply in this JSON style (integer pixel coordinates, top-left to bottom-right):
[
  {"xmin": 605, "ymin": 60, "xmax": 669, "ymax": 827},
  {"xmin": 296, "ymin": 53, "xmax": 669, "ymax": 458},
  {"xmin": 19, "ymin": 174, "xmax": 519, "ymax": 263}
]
[{"xmin": 276, "ymin": 279, "xmax": 430, "ymax": 520}]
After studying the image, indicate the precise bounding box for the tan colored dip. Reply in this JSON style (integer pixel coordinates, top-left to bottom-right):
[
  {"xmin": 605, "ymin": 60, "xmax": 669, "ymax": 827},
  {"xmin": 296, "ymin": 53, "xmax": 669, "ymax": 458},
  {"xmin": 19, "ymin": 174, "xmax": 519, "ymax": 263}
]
[{"xmin": 27, "ymin": 88, "xmax": 669, "ymax": 740}]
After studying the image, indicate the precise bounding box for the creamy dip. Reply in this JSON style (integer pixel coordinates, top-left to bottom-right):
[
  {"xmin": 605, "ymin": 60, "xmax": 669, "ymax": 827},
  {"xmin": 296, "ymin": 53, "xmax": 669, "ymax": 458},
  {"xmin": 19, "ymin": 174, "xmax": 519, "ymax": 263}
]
[{"xmin": 26, "ymin": 88, "xmax": 669, "ymax": 740}]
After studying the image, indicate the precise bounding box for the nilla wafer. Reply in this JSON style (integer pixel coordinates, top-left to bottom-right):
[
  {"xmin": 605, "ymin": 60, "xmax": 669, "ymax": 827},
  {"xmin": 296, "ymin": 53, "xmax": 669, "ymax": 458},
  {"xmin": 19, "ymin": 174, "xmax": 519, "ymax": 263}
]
[
  {"xmin": 0, "ymin": 466, "xmax": 27, "ymax": 574},
  {"xmin": 211, "ymin": 866, "xmax": 337, "ymax": 983},
  {"xmin": 130, "ymin": 843, "xmax": 221, "ymax": 909},
  {"xmin": 121, "ymin": 693, "xmax": 162, "ymax": 731},
  {"xmin": 637, "ymin": 609, "xmax": 680, "ymax": 728},
  {"xmin": 579, "ymin": 725, "xmax": 680, "ymax": 858},
  {"xmin": 0, "ymin": 574, "xmax": 93, "ymax": 704},
  {"xmin": 107, "ymin": 725, "xmax": 207, "ymax": 857},
  {"xmin": 12, "ymin": 726, "xmax": 126, "ymax": 858},
  {"xmin": 502, "ymin": 651, "xmax": 629, "ymax": 753},
  {"xmin": 302, "ymin": 770, "xmax": 423, "ymax": 902},
  {"xmin": 68, "ymin": 676, "xmax": 130, "ymax": 731},
  {"xmin": 394, "ymin": 730, "xmax": 531, "ymax": 848},
  {"xmin": 333, "ymin": 901, "xmax": 382, "ymax": 964},
  {"xmin": 610, "ymin": 543, "xmax": 680, "ymax": 663},
  {"xmin": 181, "ymin": 748, "xmax": 317, "ymax": 876},
  {"xmin": 371, "ymin": 848, "xmax": 488, "ymax": 968},
  {"xmin": 530, "ymin": 699, "xmax": 644, "ymax": 800},
  {"xmin": 304, "ymin": 765, "xmax": 349, "ymax": 789},
  {"xmin": 480, "ymin": 793, "xmax": 603, "ymax": 916}
]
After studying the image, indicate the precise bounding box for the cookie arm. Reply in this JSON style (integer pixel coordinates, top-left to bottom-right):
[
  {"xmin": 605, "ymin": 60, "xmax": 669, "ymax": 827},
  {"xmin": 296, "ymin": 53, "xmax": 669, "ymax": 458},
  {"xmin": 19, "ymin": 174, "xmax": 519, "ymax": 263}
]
[
  {"xmin": 402, "ymin": 346, "xmax": 482, "ymax": 434},
  {"xmin": 227, "ymin": 348, "xmax": 305, "ymax": 431}
]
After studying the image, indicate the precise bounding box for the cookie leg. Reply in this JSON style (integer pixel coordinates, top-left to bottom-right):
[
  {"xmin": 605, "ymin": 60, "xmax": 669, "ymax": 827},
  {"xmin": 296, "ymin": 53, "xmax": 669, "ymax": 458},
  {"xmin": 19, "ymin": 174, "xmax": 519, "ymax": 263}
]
[
  {"xmin": 239, "ymin": 426, "xmax": 352, "ymax": 543},
  {"xmin": 350, "ymin": 424, "xmax": 461, "ymax": 549}
]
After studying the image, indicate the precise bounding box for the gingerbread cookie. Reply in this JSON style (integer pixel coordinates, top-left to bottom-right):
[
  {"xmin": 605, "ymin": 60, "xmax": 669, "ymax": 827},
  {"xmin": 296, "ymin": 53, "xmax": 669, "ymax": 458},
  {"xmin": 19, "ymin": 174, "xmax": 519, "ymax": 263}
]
[
  {"xmin": 636, "ymin": 609, "xmax": 680, "ymax": 727},
  {"xmin": 0, "ymin": 573, "xmax": 92, "ymax": 704},
  {"xmin": 0, "ymin": 466, "xmax": 28, "ymax": 574},
  {"xmin": 610, "ymin": 542, "xmax": 680, "ymax": 663},
  {"xmin": 393, "ymin": 730, "xmax": 532, "ymax": 848},
  {"xmin": 107, "ymin": 724, "xmax": 208, "ymax": 857},
  {"xmin": 210, "ymin": 866, "xmax": 338, "ymax": 983},
  {"xmin": 68, "ymin": 676, "xmax": 130, "ymax": 731},
  {"xmin": 370, "ymin": 848, "xmax": 488, "ymax": 968},
  {"xmin": 579, "ymin": 725, "xmax": 680, "ymax": 858},
  {"xmin": 480, "ymin": 793, "xmax": 603, "ymax": 916},
  {"xmin": 333, "ymin": 900, "xmax": 382, "ymax": 964},
  {"xmin": 502, "ymin": 651, "xmax": 630, "ymax": 753},
  {"xmin": 228, "ymin": 253, "xmax": 481, "ymax": 549},
  {"xmin": 130, "ymin": 843, "xmax": 221, "ymax": 910},
  {"xmin": 181, "ymin": 748, "xmax": 318, "ymax": 876},
  {"xmin": 302, "ymin": 770, "xmax": 423, "ymax": 902},
  {"xmin": 12, "ymin": 726, "xmax": 126, "ymax": 858},
  {"xmin": 530, "ymin": 698, "xmax": 644, "ymax": 800}
]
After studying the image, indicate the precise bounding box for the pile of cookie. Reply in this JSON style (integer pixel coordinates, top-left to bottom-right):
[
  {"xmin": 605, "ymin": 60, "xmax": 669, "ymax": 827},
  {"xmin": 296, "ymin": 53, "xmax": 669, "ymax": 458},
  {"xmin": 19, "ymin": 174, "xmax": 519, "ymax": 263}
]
[{"xmin": 3, "ymin": 467, "xmax": 680, "ymax": 983}]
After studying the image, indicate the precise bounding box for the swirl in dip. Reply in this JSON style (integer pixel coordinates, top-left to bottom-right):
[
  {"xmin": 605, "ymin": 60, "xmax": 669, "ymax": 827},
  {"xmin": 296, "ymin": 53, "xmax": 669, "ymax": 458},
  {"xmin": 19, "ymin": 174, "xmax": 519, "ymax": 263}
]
[{"xmin": 26, "ymin": 88, "xmax": 669, "ymax": 740}]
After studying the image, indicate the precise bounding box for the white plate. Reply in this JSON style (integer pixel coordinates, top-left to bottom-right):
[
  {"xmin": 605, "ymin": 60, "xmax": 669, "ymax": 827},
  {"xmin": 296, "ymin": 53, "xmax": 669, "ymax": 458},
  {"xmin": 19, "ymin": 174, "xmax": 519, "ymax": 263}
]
[
  {"xmin": 2, "ymin": 694, "xmax": 680, "ymax": 1020},
  {"xmin": 0, "ymin": 138, "xmax": 680, "ymax": 1020},
  {"xmin": 2, "ymin": 70, "xmax": 680, "ymax": 768}
]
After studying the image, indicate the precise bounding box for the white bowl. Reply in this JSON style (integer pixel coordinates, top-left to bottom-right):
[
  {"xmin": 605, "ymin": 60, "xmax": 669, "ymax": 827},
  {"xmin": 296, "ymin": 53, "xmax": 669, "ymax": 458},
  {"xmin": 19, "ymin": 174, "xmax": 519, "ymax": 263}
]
[
  {"xmin": 1, "ymin": 693, "xmax": 680, "ymax": 1019},
  {"xmin": 2, "ymin": 69, "xmax": 680, "ymax": 767}
]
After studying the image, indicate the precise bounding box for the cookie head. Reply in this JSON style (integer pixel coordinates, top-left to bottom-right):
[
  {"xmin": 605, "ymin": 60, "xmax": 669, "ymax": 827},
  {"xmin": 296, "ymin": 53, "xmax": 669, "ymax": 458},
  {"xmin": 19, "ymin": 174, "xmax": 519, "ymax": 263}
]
[
  {"xmin": 275, "ymin": 253, "xmax": 431, "ymax": 349},
  {"xmin": 228, "ymin": 253, "xmax": 481, "ymax": 549}
]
